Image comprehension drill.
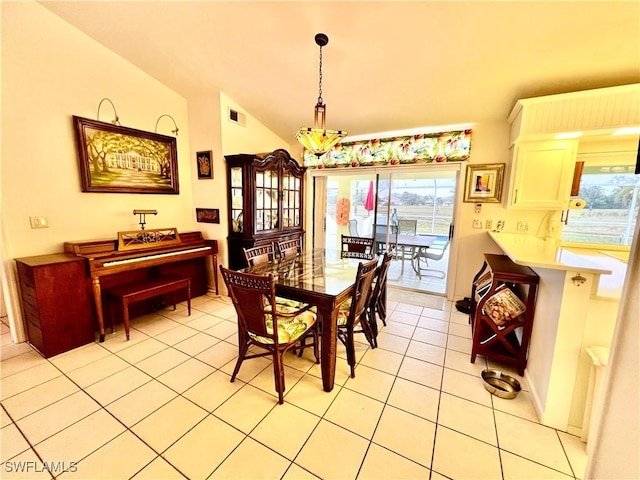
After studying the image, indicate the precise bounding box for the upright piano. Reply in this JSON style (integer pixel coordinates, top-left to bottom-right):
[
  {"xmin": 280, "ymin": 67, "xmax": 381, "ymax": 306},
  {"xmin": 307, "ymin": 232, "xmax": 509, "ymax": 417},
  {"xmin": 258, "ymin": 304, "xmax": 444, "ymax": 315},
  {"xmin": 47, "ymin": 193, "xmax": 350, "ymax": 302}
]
[{"xmin": 65, "ymin": 229, "xmax": 218, "ymax": 342}]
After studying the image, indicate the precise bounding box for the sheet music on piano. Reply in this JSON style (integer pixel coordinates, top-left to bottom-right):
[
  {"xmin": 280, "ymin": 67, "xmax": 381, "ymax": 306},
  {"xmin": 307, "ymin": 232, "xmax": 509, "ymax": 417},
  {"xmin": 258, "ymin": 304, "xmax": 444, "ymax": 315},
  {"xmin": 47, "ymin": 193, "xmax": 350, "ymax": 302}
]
[{"xmin": 117, "ymin": 227, "xmax": 182, "ymax": 251}]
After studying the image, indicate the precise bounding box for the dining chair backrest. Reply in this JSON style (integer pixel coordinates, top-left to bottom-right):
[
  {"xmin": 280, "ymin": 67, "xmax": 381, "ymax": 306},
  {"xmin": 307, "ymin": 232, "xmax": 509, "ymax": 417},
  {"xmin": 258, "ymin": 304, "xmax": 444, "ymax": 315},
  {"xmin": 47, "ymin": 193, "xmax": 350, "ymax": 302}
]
[
  {"xmin": 341, "ymin": 235, "xmax": 375, "ymax": 259},
  {"xmin": 397, "ymin": 219, "xmax": 418, "ymax": 235},
  {"xmin": 219, "ymin": 265, "xmax": 319, "ymax": 404},
  {"xmin": 348, "ymin": 219, "xmax": 360, "ymax": 236},
  {"xmin": 423, "ymin": 238, "xmax": 450, "ymax": 261},
  {"xmin": 345, "ymin": 257, "xmax": 379, "ymax": 327},
  {"xmin": 243, "ymin": 243, "xmax": 275, "ymax": 267},
  {"xmin": 368, "ymin": 252, "xmax": 394, "ymax": 341},
  {"xmin": 220, "ymin": 266, "xmax": 276, "ymax": 340},
  {"xmin": 336, "ymin": 257, "xmax": 379, "ymax": 377},
  {"xmin": 349, "ymin": 258, "xmax": 378, "ymax": 319},
  {"xmin": 276, "ymin": 238, "xmax": 301, "ymax": 259}
]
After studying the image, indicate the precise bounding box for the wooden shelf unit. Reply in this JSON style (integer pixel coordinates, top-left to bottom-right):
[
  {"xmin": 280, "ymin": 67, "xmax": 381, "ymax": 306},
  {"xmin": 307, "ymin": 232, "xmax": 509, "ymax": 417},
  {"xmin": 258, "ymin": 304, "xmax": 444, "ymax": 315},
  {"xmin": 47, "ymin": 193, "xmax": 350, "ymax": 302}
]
[
  {"xmin": 15, "ymin": 254, "xmax": 96, "ymax": 358},
  {"xmin": 470, "ymin": 254, "xmax": 539, "ymax": 375}
]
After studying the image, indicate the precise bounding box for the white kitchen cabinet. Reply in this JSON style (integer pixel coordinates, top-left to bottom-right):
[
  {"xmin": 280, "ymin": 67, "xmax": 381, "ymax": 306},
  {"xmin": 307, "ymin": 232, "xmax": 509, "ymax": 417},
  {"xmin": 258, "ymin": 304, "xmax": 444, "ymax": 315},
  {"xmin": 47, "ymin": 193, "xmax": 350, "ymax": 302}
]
[{"xmin": 506, "ymin": 140, "xmax": 578, "ymax": 209}]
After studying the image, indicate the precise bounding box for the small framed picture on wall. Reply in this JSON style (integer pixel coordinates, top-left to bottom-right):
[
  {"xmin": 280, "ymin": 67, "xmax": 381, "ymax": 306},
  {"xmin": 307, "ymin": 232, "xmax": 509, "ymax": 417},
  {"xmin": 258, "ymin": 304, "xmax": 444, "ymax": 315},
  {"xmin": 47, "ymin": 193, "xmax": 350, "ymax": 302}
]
[
  {"xmin": 197, "ymin": 150, "xmax": 213, "ymax": 179},
  {"xmin": 196, "ymin": 208, "xmax": 220, "ymax": 224},
  {"xmin": 464, "ymin": 163, "xmax": 505, "ymax": 203}
]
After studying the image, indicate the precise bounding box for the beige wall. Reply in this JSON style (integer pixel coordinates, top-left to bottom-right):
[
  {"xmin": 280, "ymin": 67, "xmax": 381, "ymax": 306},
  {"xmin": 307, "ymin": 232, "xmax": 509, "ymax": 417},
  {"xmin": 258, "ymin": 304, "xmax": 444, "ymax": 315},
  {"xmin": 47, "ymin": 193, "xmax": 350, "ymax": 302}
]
[
  {"xmin": 1, "ymin": 3, "xmax": 198, "ymax": 258},
  {"xmin": 0, "ymin": 2, "xmax": 296, "ymax": 333}
]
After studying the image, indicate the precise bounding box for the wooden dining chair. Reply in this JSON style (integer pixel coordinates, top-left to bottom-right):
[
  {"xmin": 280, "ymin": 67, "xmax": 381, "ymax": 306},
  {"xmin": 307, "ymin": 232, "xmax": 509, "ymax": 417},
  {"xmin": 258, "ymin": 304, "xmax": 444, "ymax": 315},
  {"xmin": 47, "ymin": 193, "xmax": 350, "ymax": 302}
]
[
  {"xmin": 220, "ymin": 266, "xmax": 319, "ymax": 404},
  {"xmin": 367, "ymin": 252, "xmax": 394, "ymax": 347},
  {"xmin": 242, "ymin": 243, "xmax": 275, "ymax": 267},
  {"xmin": 276, "ymin": 238, "xmax": 301, "ymax": 259},
  {"xmin": 336, "ymin": 257, "xmax": 379, "ymax": 377},
  {"xmin": 340, "ymin": 235, "xmax": 375, "ymax": 260}
]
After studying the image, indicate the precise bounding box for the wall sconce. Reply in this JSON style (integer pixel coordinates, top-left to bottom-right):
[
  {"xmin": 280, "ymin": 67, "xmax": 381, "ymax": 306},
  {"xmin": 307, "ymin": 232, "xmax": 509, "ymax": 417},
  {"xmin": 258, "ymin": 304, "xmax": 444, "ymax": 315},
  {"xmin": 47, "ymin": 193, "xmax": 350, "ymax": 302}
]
[
  {"xmin": 97, "ymin": 98, "xmax": 121, "ymax": 125},
  {"xmin": 133, "ymin": 209, "xmax": 157, "ymax": 230},
  {"xmin": 155, "ymin": 114, "xmax": 179, "ymax": 136}
]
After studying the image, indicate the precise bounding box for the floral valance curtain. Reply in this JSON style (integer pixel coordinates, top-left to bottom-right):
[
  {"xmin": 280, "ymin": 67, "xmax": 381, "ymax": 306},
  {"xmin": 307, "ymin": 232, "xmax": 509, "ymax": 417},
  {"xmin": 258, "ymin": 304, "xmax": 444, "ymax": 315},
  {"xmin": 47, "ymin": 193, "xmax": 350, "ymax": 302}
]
[{"xmin": 303, "ymin": 129, "xmax": 471, "ymax": 169}]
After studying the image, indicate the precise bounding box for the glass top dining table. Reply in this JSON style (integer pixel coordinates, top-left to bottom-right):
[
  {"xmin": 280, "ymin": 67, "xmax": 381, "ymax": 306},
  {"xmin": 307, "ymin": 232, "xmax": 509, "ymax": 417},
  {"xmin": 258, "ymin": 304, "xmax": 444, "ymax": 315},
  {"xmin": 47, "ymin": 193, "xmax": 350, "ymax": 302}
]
[{"xmin": 243, "ymin": 249, "xmax": 369, "ymax": 392}]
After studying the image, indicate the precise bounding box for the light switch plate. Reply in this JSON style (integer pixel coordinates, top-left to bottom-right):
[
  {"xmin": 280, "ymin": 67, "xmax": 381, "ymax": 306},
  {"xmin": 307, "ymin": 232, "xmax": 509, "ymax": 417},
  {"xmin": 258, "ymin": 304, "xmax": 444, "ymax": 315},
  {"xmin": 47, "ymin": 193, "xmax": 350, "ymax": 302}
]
[{"xmin": 29, "ymin": 216, "xmax": 48, "ymax": 228}]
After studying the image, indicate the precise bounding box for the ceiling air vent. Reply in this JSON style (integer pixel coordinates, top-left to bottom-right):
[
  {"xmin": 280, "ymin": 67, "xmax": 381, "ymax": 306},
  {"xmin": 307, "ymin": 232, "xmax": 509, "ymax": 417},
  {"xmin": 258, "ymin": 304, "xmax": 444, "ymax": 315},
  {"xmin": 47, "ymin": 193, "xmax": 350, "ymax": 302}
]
[{"xmin": 229, "ymin": 109, "xmax": 246, "ymax": 127}]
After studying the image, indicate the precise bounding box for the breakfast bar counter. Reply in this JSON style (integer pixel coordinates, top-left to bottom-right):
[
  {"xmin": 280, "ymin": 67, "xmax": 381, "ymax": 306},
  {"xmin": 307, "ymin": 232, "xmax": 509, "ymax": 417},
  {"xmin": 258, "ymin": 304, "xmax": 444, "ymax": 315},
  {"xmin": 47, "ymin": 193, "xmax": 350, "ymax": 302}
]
[{"xmin": 487, "ymin": 232, "xmax": 623, "ymax": 435}]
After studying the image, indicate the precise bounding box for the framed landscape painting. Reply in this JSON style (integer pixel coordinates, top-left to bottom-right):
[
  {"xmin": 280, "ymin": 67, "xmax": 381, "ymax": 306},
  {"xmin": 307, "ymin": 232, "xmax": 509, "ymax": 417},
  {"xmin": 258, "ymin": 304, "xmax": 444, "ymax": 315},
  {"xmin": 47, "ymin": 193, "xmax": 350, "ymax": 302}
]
[{"xmin": 73, "ymin": 116, "xmax": 179, "ymax": 194}]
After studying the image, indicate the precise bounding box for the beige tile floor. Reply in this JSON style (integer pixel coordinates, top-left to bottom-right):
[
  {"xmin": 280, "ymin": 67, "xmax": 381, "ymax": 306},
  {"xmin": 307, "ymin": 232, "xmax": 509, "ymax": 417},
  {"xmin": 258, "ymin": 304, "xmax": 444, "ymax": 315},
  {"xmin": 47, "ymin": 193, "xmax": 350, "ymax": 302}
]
[
  {"xmin": 386, "ymin": 249, "xmax": 449, "ymax": 295},
  {"xmin": 0, "ymin": 290, "xmax": 587, "ymax": 479}
]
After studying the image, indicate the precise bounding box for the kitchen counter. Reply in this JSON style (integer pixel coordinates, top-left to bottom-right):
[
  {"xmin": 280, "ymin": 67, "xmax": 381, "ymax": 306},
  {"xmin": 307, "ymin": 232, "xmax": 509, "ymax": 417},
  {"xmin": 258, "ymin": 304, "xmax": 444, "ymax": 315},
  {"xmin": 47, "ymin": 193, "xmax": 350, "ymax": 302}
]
[
  {"xmin": 488, "ymin": 232, "xmax": 612, "ymax": 275},
  {"xmin": 487, "ymin": 231, "xmax": 622, "ymax": 433}
]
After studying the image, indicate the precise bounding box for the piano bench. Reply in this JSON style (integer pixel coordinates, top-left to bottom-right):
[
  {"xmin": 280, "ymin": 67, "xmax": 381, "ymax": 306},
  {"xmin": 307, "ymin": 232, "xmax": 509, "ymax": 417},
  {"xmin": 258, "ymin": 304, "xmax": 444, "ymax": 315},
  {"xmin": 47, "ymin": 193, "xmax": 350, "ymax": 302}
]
[{"xmin": 106, "ymin": 274, "xmax": 191, "ymax": 340}]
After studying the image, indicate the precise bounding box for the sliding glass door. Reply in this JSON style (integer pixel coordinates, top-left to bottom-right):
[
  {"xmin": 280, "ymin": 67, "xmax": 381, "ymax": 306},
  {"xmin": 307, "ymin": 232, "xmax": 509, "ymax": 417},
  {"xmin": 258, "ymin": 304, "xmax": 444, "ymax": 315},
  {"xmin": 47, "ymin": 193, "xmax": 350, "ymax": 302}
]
[{"xmin": 313, "ymin": 167, "xmax": 459, "ymax": 296}]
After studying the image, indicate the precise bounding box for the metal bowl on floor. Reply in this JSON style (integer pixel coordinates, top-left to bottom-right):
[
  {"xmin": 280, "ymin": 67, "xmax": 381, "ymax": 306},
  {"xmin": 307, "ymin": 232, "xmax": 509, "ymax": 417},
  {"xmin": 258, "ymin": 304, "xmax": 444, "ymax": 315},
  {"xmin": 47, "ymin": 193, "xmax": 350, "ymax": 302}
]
[{"xmin": 481, "ymin": 369, "xmax": 521, "ymax": 399}]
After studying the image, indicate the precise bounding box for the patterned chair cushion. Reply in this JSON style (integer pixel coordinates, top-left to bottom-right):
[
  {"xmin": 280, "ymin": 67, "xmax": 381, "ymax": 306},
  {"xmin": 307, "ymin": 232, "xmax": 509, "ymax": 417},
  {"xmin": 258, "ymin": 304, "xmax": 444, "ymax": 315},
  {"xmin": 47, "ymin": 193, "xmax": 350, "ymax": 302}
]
[
  {"xmin": 337, "ymin": 298, "xmax": 352, "ymax": 326},
  {"xmin": 251, "ymin": 301, "xmax": 317, "ymax": 345},
  {"xmin": 275, "ymin": 297, "xmax": 308, "ymax": 310}
]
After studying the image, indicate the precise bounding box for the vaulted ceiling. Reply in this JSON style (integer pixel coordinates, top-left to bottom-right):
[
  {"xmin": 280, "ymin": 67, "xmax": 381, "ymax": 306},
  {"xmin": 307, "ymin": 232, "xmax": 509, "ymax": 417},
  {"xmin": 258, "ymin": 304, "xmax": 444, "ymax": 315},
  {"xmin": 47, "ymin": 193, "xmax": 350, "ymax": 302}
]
[{"xmin": 40, "ymin": 1, "xmax": 640, "ymax": 142}]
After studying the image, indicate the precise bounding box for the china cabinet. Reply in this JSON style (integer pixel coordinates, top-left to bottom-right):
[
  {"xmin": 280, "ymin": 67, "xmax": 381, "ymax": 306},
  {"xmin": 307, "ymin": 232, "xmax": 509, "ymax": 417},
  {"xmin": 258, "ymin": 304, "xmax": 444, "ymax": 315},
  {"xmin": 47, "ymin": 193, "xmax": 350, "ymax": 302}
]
[{"xmin": 225, "ymin": 149, "xmax": 306, "ymax": 269}]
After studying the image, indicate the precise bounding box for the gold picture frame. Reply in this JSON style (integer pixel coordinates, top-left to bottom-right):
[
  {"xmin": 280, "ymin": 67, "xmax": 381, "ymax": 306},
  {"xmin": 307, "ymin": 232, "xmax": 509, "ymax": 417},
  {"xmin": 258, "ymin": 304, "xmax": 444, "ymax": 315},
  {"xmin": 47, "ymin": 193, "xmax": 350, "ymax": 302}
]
[
  {"xmin": 464, "ymin": 163, "xmax": 504, "ymax": 203},
  {"xmin": 74, "ymin": 116, "xmax": 179, "ymax": 194}
]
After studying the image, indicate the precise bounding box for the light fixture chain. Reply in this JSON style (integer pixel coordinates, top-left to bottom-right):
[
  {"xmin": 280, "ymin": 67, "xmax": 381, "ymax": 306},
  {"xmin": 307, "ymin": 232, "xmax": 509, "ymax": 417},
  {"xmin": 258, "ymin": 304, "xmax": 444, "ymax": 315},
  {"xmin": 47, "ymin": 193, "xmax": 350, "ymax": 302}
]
[{"xmin": 317, "ymin": 45, "xmax": 323, "ymax": 104}]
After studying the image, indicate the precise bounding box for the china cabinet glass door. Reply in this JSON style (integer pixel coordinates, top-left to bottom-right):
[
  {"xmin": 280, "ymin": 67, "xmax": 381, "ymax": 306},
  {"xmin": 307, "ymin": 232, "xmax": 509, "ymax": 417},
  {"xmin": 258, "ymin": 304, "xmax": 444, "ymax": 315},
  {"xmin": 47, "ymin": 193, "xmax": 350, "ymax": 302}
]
[
  {"xmin": 255, "ymin": 167, "xmax": 279, "ymax": 232},
  {"xmin": 282, "ymin": 170, "xmax": 302, "ymax": 228},
  {"xmin": 230, "ymin": 167, "xmax": 243, "ymax": 233}
]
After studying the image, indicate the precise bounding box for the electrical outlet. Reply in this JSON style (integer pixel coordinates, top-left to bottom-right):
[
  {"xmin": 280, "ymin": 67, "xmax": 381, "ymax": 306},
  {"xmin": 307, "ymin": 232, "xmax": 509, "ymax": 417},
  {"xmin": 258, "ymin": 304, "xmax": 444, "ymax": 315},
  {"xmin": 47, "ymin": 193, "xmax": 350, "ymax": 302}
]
[
  {"xmin": 473, "ymin": 220, "xmax": 483, "ymax": 229},
  {"xmin": 29, "ymin": 216, "xmax": 48, "ymax": 229},
  {"xmin": 496, "ymin": 220, "xmax": 505, "ymax": 231},
  {"xmin": 485, "ymin": 219, "xmax": 493, "ymax": 230},
  {"xmin": 517, "ymin": 221, "xmax": 529, "ymax": 232}
]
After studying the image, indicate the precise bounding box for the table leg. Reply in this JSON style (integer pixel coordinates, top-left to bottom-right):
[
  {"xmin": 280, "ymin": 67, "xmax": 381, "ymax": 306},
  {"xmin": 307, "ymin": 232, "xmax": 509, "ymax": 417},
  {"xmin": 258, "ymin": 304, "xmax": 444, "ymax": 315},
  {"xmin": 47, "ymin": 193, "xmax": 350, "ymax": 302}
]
[{"xmin": 319, "ymin": 305, "xmax": 338, "ymax": 392}]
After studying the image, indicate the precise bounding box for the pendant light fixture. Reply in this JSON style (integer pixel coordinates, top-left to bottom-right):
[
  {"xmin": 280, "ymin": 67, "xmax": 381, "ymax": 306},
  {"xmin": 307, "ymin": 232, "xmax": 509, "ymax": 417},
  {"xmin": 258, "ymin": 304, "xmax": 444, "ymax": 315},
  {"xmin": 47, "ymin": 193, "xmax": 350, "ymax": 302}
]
[{"xmin": 296, "ymin": 33, "xmax": 347, "ymax": 157}]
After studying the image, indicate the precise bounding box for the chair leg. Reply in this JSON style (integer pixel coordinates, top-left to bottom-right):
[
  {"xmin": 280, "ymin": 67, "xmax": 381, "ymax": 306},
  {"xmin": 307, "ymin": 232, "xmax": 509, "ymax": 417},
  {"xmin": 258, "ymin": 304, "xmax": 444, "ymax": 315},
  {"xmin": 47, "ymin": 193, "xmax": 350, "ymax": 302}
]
[
  {"xmin": 231, "ymin": 341, "xmax": 250, "ymax": 382},
  {"xmin": 359, "ymin": 315, "xmax": 377, "ymax": 349},
  {"xmin": 368, "ymin": 307, "xmax": 379, "ymax": 348},
  {"xmin": 273, "ymin": 351, "xmax": 285, "ymax": 404},
  {"xmin": 296, "ymin": 337, "xmax": 306, "ymax": 357},
  {"xmin": 346, "ymin": 327, "xmax": 356, "ymax": 378},
  {"xmin": 376, "ymin": 297, "xmax": 387, "ymax": 326},
  {"xmin": 311, "ymin": 329, "xmax": 320, "ymax": 364}
]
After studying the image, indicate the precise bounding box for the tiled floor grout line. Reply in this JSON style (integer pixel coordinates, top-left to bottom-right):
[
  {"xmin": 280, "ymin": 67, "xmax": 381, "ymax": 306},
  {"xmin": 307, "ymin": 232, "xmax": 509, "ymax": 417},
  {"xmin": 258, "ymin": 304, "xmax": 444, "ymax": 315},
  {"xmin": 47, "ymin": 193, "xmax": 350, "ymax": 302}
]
[
  {"xmin": 1, "ymin": 294, "xmax": 587, "ymax": 480},
  {"xmin": 0, "ymin": 403, "xmax": 55, "ymax": 479}
]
